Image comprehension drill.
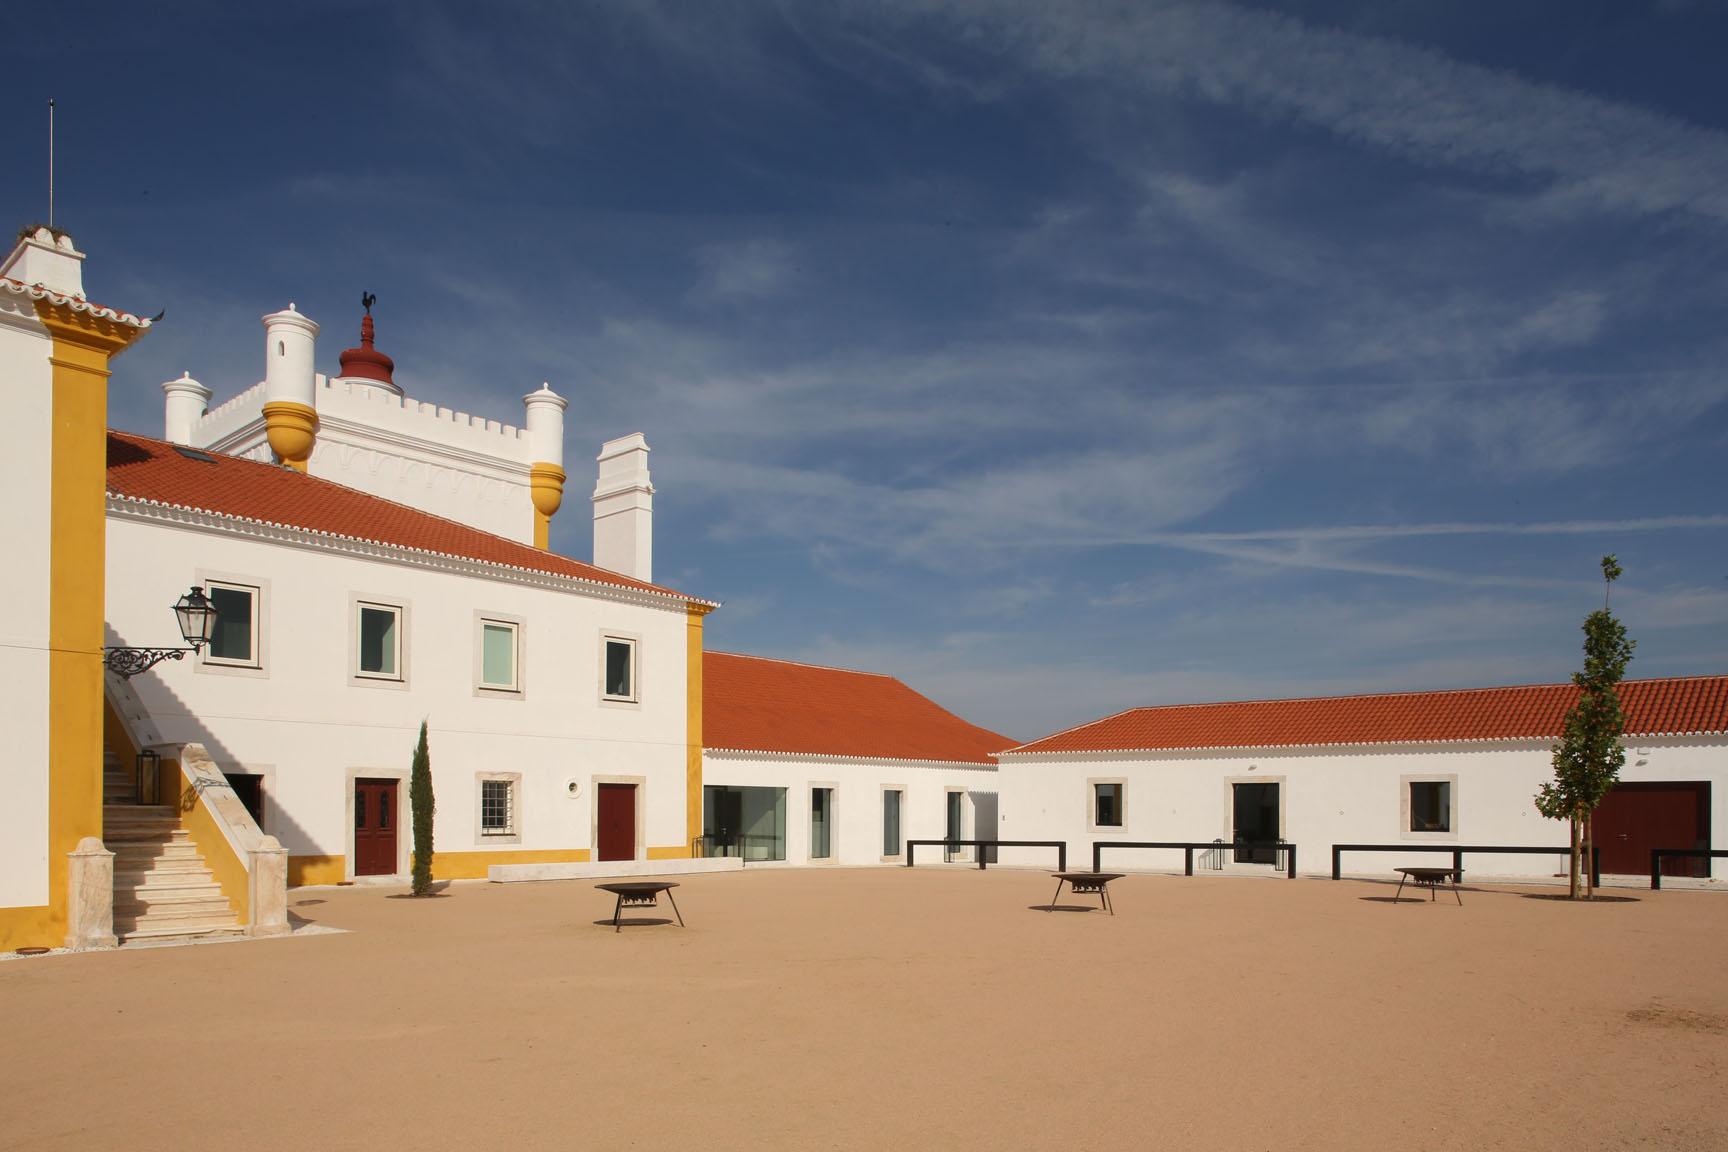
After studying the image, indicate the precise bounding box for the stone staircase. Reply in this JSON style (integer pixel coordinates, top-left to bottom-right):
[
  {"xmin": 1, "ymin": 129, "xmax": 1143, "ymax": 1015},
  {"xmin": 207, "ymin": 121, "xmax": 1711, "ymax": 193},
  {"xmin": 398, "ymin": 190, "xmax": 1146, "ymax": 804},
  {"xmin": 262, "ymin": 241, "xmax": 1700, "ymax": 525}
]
[{"xmin": 103, "ymin": 750, "xmax": 243, "ymax": 943}]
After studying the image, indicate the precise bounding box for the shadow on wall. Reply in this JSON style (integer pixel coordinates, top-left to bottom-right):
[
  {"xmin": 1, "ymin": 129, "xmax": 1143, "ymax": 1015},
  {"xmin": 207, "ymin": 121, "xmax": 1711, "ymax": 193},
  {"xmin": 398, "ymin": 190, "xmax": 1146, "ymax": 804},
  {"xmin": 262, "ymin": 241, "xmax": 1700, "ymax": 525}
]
[{"xmin": 103, "ymin": 623, "xmax": 318, "ymax": 860}]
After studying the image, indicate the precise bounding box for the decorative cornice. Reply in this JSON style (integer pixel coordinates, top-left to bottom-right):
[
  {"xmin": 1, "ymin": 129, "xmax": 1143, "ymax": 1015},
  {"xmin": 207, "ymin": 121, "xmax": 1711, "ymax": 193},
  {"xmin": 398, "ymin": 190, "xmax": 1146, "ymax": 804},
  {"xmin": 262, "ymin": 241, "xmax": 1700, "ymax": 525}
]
[
  {"xmin": 106, "ymin": 494, "xmax": 721, "ymax": 612},
  {"xmin": 2, "ymin": 275, "xmax": 152, "ymax": 330}
]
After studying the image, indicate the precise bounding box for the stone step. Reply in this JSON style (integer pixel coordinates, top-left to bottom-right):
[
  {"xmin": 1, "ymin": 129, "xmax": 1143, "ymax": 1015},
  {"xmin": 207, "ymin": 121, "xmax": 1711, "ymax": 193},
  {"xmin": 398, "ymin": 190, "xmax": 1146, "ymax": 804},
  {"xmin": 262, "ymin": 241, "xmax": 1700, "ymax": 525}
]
[
  {"xmin": 115, "ymin": 896, "xmax": 234, "ymax": 919},
  {"xmin": 118, "ymin": 873, "xmax": 223, "ymax": 896},
  {"xmin": 116, "ymin": 861, "xmax": 213, "ymax": 881},
  {"xmin": 117, "ymin": 920, "xmax": 245, "ymax": 943},
  {"xmin": 111, "ymin": 844, "xmax": 200, "ymax": 862}
]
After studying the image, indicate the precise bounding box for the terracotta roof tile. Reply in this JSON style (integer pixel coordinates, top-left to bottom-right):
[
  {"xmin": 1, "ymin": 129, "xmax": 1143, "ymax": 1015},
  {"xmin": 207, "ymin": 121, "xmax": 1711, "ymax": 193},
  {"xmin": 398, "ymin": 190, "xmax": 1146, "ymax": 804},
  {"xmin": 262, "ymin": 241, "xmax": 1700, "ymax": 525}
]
[
  {"xmin": 106, "ymin": 430, "xmax": 709, "ymax": 605},
  {"xmin": 704, "ymin": 652, "xmax": 1010, "ymax": 764},
  {"xmin": 1005, "ymin": 676, "xmax": 1728, "ymax": 755}
]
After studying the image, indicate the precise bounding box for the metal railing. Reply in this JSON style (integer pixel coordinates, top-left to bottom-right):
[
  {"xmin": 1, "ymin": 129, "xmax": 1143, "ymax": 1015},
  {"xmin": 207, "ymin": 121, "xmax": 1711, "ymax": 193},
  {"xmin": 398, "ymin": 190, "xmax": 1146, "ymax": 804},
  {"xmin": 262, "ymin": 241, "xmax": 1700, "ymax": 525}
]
[
  {"xmin": 1649, "ymin": 848, "xmax": 1725, "ymax": 889},
  {"xmin": 690, "ymin": 833, "xmax": 785, "ymax": 864},
  {"xmin": 1330, "ymin": 843, "xmax": 1599, "ymax": 887},
  {"xmin": 904, "ymin": 839, "xmax": 1067, "ymax": 871},
  {"xmin": 1092, "ymin": 840, "xmax": 1298, "ymax": 879}
]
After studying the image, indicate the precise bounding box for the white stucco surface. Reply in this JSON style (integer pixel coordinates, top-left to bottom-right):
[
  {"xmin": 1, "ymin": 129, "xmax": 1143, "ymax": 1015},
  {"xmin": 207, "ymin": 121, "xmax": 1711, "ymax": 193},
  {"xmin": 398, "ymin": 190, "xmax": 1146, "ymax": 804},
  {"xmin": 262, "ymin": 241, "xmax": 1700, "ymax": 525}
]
[
  {"xmin": 106, "ymin": 512, "xmax": 693, "ymax": 878},
  {"xmin": 702, "ymin": 752, "xmax": 1000, "ymax": 866},
  {"xmin": 995, "ymin": 737, "xmax": 1727, "ymax": 879},
  {"xmin": 0, "ymin": 298, "xmax": 53, "ymax": 909}
]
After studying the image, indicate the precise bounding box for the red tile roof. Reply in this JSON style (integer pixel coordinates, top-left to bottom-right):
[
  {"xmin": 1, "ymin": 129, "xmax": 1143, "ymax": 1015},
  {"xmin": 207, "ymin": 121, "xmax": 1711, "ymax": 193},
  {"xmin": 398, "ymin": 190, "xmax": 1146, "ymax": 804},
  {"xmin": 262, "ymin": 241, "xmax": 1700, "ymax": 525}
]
[
  {"xmin": 1005, "ymin": 676, "xmax": 1728, "ymax": 755},
  {"xmin": 105, "ymin": 431, "xmax": 710, "ymax": 605},
  {"xmin": 704, "ymin": 652, "xmax": 1010, "ymax": 764}
]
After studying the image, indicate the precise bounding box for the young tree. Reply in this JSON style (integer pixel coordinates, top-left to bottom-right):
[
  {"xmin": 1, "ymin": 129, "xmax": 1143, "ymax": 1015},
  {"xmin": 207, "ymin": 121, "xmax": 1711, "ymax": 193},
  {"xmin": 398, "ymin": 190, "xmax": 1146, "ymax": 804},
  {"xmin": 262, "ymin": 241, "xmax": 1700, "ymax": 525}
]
[
  {"xmin": 410, "ymin": 720, "xmax": 436, "ymax": 897},
  {"xmin": 1535, "ymin": 556, "xmax": 1635, "ymax": 899}
]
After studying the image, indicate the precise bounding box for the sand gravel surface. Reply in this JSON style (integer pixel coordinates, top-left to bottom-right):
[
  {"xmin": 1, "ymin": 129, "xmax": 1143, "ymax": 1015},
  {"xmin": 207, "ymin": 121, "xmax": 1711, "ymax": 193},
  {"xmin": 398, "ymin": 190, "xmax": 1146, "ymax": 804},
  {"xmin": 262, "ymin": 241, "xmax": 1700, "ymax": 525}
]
[{"xmin": 2, "ymin": 868, "xmax": 1724, "ymax": 1151}]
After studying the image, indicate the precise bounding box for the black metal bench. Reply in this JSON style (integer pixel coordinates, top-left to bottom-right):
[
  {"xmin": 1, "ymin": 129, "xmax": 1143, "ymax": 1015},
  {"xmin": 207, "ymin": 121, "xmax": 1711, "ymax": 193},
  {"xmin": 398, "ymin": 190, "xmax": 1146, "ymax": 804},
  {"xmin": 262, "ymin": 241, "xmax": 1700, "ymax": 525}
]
[
  {"xmin": 904, "ymin": 840, "xmax": 1066, "ymax": 871},
  {"xmin": 1093, "ymin": 840, "xmax": 1298, "ymax": 879},
  {"xmin": 1331, "ymin": 843, "xmax": 1599, "ymax": 887},
  {"xmin": 1649, "ymin": 848, "xmax": 1726, "ymax": 890}
]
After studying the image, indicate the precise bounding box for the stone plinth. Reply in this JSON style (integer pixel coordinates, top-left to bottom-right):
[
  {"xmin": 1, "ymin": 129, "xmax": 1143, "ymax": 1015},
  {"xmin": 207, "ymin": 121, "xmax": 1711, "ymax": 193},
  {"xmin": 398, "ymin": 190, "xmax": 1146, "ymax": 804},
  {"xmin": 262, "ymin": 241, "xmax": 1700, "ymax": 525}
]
[{"xmin": 65, "ymin": 837, "xmax": 117, "ymax": 950}]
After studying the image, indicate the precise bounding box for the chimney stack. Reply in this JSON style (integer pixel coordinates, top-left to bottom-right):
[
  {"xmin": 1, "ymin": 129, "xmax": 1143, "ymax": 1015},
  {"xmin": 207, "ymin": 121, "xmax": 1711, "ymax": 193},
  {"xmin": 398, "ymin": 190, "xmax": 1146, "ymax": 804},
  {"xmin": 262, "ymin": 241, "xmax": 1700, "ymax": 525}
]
[
  {"xmin": 523, "ymin": 383, "xmax": 568, "ymax": 550},
  {"xmin": 0, "ymin": 226, "xmax": 85, "ymax": 297},
  {"xmin": 592, "ymin": 433, "xmax": 654, "ymax": 582}
]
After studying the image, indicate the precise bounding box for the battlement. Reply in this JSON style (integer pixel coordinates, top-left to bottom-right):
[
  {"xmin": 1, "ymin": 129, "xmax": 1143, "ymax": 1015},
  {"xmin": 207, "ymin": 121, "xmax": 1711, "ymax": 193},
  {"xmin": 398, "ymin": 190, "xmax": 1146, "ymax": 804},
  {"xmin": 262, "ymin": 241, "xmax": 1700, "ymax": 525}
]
[
  {"xmin": 315, "ymin": 377, "xmax": 533, "ymax": 465},
  {"xmin": 191, "ymin": 380, "xmax": 269, "ymax": 445}
]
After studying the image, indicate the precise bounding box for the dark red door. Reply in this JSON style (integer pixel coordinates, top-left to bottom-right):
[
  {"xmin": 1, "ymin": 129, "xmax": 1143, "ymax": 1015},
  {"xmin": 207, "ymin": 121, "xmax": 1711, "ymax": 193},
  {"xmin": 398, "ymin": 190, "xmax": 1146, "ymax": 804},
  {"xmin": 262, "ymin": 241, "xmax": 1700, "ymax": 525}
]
[
  {"xmin": 1593, "ymin": 782, "xmax": 1709, "ymax": 878},
  {"xmin": 355, "ymin": 778, "xmax": 399, "ymax": 876},
  {"xmin": 597, "ymin": 784, "xmax": 636, "ymax": 862}
]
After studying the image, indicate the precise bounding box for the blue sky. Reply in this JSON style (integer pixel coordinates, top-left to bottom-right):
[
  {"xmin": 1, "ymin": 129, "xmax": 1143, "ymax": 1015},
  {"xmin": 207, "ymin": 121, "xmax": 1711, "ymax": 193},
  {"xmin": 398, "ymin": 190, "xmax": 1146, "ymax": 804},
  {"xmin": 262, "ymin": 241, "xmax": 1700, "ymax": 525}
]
[{"xmin": 11, "ymin": 1, "xmax": 1727, "ymax": 741}]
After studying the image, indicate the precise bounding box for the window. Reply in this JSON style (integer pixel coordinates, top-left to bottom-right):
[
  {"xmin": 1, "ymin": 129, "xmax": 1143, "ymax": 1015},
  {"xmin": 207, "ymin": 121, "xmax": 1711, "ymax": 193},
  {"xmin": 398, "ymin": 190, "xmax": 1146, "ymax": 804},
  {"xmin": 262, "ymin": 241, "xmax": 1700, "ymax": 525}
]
[
  {"xmin": 1094, "ymin": 782, "xmax": 1123, "ymax": 828},
  {"xmin": 603, "ymin": 636, "xmax": 636, "ymax": 701},
  {"xmin": 480, "ymin": 619, "xmax": 518, "ymax": 691},
  {"xmin": 1410, "ymin": 781, "xmax": 1451, "ymax": 833},
  {"xmin": 883, "ymin": 789, "xmax": 903, "ymax": 858},
  {"xmin": 481, "ymin": 779, "xmax": 515, "ymax": 836},
  {"xmin": 356, "ymin": 602, "xmax": 402, "ymax": 680},
  {"xmin": 204, "ymin": 581, "xmax": 259, "ymax": 666}
]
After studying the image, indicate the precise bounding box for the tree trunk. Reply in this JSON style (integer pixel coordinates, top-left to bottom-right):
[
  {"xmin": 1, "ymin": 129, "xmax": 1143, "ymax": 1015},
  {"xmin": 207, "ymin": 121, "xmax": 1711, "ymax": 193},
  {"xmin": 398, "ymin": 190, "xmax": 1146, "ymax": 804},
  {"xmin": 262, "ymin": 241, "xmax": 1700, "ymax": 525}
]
[
  {"xmin": 1583, "ymin": 816, "xmax": 1594, "ymax": 899},
  {"xmin": 1568, "ymin": 815, "xmax": 1581, "ymax": 900}
]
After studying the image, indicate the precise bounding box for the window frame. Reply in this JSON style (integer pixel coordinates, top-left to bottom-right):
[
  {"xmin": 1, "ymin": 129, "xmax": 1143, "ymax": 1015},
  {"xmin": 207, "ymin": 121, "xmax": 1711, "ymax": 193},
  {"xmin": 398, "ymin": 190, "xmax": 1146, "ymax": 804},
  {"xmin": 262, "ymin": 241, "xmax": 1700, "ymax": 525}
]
[
  {"xmin": 476, "ymin": 772, "xmax": 522, "ymax": 844},
  {"xmin": 348, "ymin": 595, "xmax": 410, "ymax": 688},
  {"xmin": 1087, "ymin": 776, "xmax": 1128, "ymax": 832},
  {"xmin": 599, "ymin": 631, "xmax": 641, "ymax": 705},
  {"xmin": 880, "ymin": 784, "xmax": 905, "ymax": 863},
  {"xmin": 196, "ymin": 574, "xmax": 267, "ymax": 676},
  {"xmin": 1400, "ymin": 774, "xmax": 1459, "ymax": 841},
  {"xmin": 474, "ymin": 611, "xmax": 524, "ymax": 697}
]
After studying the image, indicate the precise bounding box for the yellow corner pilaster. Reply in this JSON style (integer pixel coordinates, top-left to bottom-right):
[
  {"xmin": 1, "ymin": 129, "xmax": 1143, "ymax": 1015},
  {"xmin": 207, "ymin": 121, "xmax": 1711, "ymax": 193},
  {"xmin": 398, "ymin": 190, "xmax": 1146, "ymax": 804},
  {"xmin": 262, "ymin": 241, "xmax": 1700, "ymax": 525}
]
[
  {"xmin": 685, "ymin": 603, "xmax": 712, "ymax": 856},
  {"xmin": 10, "ymin": 300, "xmax": 146, "ymax": 951}
]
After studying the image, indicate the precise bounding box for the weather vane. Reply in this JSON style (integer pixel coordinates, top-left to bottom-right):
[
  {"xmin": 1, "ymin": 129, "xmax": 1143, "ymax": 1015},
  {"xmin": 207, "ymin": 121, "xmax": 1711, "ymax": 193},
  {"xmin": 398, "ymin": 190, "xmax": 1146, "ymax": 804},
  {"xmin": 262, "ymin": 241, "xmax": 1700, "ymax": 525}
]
[{"xmin": 362, "ymin": 291, "xmax": 376, "ymax": 314}]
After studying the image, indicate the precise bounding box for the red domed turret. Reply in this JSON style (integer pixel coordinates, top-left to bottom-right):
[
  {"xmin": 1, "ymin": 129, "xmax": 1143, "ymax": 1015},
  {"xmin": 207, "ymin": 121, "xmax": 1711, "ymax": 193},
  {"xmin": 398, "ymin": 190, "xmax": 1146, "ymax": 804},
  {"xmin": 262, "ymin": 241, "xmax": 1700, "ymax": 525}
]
[{"xmin": 338, "ymin": 292, "xmax": 396, "ymax": 389}]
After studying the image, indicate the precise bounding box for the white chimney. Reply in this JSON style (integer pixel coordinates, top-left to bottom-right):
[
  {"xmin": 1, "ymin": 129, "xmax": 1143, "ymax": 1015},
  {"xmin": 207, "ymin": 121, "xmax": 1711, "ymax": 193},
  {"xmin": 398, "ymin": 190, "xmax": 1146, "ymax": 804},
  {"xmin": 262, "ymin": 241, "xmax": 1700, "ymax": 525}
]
[
  {"xmin": 262, "ymin": 304, "xmax": 319, "ymax": 409},
  {"xmin": 0, "ymin": 227, "xmax": 86, "ymax": 297},
  {"xmin": 592, "ymin": 433, "xmax": 654, "ymax": 582},
  {"xmin": 162, "ymin": 372, "xmax": 212, "ymax": 445}
]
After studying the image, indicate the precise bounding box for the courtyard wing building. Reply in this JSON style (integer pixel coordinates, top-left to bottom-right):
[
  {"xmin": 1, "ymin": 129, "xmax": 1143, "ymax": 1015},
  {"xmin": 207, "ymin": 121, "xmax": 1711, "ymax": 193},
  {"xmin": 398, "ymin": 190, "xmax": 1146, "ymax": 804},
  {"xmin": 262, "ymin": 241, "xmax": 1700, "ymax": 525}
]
[{"xmin": 995, "ymin": 679, "xmax": 1728, "ymax": 880}]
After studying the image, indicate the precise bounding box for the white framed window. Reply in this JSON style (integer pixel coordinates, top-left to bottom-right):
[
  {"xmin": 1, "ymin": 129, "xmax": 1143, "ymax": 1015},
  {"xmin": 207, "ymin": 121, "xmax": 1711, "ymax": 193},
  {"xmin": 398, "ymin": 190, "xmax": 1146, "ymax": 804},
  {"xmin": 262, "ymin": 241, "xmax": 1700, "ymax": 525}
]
[
  {"xmin": 1088, "ymin": 777, "xmax": 1127, "ymax": 831},
  {"xmin": 1402, "ymin": 775, "xmax": 1459, "ymax": 840},
  {"xmin": 349, "ymin": 596, "xmax": 408, "ymax": 687},
  {"xmin": 477, "ymin": 773, "xmax": 521, "ymax": 843},
  {"xmin": 881, "ymin": 786, "xmax": 904, "ymax": 861},
  {"xmin": 601, "ymin": 633, "xmax": 638, "ymax": 703},
  {"xmin": 204, "ymin": 580, "xmax": 261, "ymax": 668},
  {"xmin": 476, "ymin": 614, "xmax": 521, "ymax": 694}
]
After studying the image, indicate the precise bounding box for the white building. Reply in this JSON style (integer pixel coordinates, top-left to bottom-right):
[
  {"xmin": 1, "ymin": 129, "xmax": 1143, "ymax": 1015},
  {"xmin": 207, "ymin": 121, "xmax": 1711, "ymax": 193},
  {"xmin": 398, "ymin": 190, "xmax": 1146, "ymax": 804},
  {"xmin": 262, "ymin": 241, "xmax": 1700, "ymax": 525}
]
[
  {"xmin": 699, "ymin": 652, "xmax": 1007, "ymax": 867},
  {"xmin": 994, "ymin": 679, "xmax": 1726, "ymax": 881}
]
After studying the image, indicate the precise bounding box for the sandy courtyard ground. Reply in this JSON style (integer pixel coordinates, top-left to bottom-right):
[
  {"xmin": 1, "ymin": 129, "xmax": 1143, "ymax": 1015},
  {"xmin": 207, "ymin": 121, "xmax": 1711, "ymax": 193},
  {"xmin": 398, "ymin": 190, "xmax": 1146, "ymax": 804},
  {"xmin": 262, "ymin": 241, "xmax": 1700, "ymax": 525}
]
[{"xmin": 3, "ymin": 867, "xmax": 1724, "ymax": 1151}]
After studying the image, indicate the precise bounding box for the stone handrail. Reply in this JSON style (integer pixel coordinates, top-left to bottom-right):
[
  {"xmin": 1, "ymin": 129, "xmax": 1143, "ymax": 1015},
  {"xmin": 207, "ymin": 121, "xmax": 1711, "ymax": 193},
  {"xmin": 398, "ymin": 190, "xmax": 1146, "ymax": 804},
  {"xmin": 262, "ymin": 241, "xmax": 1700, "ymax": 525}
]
[{"xmin": 171, "ymin": 744, "xmax": 289, "ymax": 938}]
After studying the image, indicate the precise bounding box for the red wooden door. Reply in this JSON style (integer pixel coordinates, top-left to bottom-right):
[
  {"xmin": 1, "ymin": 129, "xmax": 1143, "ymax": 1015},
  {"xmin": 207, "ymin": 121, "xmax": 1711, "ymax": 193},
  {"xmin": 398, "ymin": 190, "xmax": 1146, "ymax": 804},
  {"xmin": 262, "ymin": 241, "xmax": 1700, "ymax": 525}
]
[
  {"xmin": 354, "ymin": 778, "xmax": 399, "ymax": 876},
  {"xmin": 1593, "ymin": 782, "xmax": 1709, "ymax": 877},
  {"xmin": 597, "ymin": 783, "xmax": 636, "ymax": 862}
]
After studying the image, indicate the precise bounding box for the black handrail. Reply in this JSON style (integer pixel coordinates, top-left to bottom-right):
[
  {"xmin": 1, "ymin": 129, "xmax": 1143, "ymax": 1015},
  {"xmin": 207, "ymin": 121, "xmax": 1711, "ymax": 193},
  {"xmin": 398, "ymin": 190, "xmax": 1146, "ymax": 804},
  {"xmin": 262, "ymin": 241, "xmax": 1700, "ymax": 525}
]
[
  {"xmin": 1330, "ymin": 843, "xmax": 1599, "ymax": 888},
  {"xmin": 1093, "ymin": 840, "xmax": 1298, "ymax": 879},
  {"xmin": 1649, "ymin": 848, "xmax": 1726, "ymax": 889},
  {"xmin": 904, "ymin": 839, "xmax": 1066, "ymax": 871}
]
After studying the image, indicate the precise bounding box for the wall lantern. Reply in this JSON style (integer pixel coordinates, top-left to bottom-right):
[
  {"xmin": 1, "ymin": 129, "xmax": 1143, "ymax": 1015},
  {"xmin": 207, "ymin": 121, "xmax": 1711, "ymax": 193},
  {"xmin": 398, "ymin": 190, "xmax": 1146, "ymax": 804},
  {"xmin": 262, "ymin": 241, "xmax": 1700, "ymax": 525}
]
[
  {"xmin": 134, "ymin": 748, "xmax": 161, "ymax": 806},
  {"xmin": 104, "ymin": 586, "xmax": 219, "ymax": 678}
]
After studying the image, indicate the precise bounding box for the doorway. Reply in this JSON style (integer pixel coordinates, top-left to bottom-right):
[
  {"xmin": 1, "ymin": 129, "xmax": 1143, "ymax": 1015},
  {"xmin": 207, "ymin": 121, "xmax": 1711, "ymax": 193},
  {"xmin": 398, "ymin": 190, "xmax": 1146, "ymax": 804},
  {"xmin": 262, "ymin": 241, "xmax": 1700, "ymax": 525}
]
[
  {"xmin": 597, "ymin": 783, "xmax": 637, "ymax": 862},
  {"xmin": 810, "ymin": 787, "xmax": 833, "ymax": 861},
  {"xmin": 1593, "ymin": 782, "xmax": 1710, "ymax": 877},
  {"xmin": 226, "ymin": 772, "xmax": 264, "ymax": 830},
  {"xmin": 945, "ymin": 790, "xmax": 967, "ymax": 862},
  {"xmin": 1232, "ymin": 782, "xmax": 1280, "ymax": 864},
  {"xmin": 354, "ymin": 778, "xmax": 399, "ymax": 876}
]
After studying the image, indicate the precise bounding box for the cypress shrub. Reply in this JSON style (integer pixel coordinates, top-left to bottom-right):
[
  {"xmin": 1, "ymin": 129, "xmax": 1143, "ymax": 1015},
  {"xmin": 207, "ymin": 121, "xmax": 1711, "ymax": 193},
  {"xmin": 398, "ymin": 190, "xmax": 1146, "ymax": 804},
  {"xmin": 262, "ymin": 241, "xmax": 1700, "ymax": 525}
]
[{"xmin": 411, "ymin": 720, "xmax": 435, "ymax": 896}]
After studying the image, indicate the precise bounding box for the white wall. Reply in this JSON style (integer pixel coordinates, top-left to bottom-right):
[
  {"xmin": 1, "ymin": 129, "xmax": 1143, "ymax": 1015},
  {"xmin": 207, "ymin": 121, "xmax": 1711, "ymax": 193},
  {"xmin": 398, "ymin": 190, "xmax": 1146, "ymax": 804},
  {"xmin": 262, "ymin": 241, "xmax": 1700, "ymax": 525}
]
[
  {"xmin": 0, "ymin": 298, "xmax": 53, "ymax": 908},
  {"xmin": 702, "ymin": 752, "xmax": 999, "ymax": 867},
  {"xmin": 106, "ymin": 512, "xmax": 691, "ymax": 877},
  {"xmin": 996, "ymin": 739, "xmax": 1728, "ymax": 878}
]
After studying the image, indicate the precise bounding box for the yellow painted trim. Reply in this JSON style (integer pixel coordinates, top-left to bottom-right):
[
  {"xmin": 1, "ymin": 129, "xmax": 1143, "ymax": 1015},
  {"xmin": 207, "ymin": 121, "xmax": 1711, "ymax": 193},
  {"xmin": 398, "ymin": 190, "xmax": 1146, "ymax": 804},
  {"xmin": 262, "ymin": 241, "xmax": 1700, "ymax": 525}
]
[
  {"xmin": 646, "ymin": 845, "xmax": 692, "ymax": 861},
  {"xmin": 261, "ymin": 399, "xmax": 318, "ymax": 472},
  {"xmin": 5, "ymin": 300, "xmax": 146, "ymax": 951},
  {"xmin": 432, "ymin": 848, "xmax": 590, "ymax": 881},
  {"xmin": 170, "ymin": 759, "xmax": 248, "ymax": 924},
  {"xmin": 684, "ymin": 602, "xmax": 712, "ymax": 858},
  {"xmin": 288, "ymin": 855, "xmax": 346, "ymax": 888},
  {"xmin": 528, "ymin": 462, "xmax": 565, "ymax": 550}
]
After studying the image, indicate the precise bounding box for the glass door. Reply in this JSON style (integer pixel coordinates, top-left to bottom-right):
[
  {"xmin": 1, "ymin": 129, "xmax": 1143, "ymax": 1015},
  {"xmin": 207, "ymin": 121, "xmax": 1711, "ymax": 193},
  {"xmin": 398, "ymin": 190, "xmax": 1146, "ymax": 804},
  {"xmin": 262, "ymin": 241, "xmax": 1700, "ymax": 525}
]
[
  {"xmin": 945, "ymin": 791, "xmax": 965, "ymax": 862},
  {"xmin": 883, "ymin": 790, "xmax": 902, "ymax": 857},
  {"xmin": 811, "ymin": 788, "xmax": 833, "ymax": 861}
]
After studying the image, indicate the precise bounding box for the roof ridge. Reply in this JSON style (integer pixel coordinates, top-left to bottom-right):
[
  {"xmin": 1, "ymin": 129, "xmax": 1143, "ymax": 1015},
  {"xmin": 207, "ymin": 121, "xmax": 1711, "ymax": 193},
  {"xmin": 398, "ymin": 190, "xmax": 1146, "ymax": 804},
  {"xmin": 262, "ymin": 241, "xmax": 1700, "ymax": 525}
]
[
  {"xmin": 1109, "ymin": 675, "xmax": 1727, "ymax": 714},
  {"xmin": 706, "ymin": 650, "xmax": 894, "ymax": 679}
]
